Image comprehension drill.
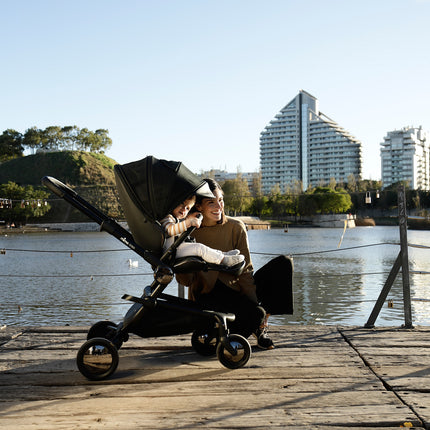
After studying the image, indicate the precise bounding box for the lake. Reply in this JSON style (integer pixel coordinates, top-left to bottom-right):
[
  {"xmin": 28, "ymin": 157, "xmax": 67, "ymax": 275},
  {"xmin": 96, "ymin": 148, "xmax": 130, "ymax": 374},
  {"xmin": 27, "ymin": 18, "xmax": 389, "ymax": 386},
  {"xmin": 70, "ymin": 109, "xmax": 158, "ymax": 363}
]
[{"xmin": 1, "ymin": 226, "xmax": 429, "ymax": 328}]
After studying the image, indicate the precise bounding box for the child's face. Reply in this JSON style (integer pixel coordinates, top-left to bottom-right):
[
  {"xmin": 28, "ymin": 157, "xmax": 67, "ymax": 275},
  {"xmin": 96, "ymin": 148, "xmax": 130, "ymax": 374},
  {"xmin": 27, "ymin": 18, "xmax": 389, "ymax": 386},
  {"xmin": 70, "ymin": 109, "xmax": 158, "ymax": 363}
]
[{"xmin": 173, "ymin": 198, "xmax": 195, "ymax": 219}]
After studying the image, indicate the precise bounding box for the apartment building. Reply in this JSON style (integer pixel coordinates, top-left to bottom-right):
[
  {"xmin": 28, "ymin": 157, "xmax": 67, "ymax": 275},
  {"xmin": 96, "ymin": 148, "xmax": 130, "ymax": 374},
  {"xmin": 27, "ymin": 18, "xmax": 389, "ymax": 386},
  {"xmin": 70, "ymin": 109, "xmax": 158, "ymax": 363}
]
[
  {"xmin": 380, "ymin": 126, "xmax": 429, "ymax": 190},
  {"xmin": 259, "ymin": 90, "xmax": 362, "ymax": 193}
]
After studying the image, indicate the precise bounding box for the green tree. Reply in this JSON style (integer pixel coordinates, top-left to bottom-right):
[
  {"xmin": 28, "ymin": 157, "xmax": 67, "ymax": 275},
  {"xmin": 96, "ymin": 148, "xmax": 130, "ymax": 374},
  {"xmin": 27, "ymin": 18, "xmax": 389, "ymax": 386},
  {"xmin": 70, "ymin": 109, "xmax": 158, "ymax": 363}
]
[
  {"xmin": 41, "ymin": 126, "xmax": 63, "ymax": 151},
  {"xmin": 0, "ymin": 182, "xmax": 51, "ymax": 224},
  {"xmin": 61, "ymin": 125, "xmax": 80, "ymax": 150},
  {"xmin": 267, "ymin": 184, "xmax": 290, "ymax": 218},
  {"xmin": 23, "ymin": 127, "xmax": 43, "ymax": 154},
  {"xmin": 222, "ymin": 174, "xmax": 252, "ymax": 215},
  {"xmin": 249, "ymin": 195, "xmax": 269, "ymax": 217},
  {"xmin": 299, "ymin": 187, "xmax": 352, "ymax": 215},
  {"xmin": 0, "ymin": 129, "xmax": 24, "ymax": 161}
]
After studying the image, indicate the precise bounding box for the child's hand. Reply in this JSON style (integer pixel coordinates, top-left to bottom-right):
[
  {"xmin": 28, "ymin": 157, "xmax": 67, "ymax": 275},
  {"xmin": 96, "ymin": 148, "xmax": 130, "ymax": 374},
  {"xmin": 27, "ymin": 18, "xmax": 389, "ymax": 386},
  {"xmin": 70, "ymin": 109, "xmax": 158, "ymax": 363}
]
[{"xmin": 187, "ymin": 212, "xmax": 202, "ymax": 228}]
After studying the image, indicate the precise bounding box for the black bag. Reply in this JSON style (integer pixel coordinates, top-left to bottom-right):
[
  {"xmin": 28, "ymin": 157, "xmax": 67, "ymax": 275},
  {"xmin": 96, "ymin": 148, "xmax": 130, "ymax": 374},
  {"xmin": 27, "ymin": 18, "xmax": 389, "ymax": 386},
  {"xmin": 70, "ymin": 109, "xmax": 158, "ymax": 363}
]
[{"xmin": 254, "ymin": 255, "xmax": 293, "ymax": 315}]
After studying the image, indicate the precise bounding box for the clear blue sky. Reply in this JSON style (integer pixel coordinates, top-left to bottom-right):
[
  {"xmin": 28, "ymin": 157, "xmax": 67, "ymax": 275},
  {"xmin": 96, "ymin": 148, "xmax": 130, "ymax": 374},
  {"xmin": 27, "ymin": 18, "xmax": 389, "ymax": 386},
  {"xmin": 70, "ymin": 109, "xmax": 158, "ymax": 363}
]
[{"xmin": 1, "ymin": 0, "xmax": 429, "ymax": 180}]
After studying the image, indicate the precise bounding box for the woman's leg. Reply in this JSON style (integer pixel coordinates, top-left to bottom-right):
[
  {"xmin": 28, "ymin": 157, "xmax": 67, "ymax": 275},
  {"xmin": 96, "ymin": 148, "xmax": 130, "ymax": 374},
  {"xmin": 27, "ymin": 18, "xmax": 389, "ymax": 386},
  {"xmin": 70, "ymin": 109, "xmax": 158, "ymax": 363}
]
[{"xmin": 196, "ymin": 280, "xmax": 265, "ymax": 338}]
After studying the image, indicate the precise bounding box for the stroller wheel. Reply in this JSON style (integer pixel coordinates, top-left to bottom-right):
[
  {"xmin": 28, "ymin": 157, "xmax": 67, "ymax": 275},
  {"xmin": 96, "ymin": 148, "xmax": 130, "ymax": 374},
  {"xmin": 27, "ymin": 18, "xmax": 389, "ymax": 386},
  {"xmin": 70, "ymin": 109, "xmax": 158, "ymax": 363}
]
[
  {"xmin": 87, "ymin": 321, "xmax": 125, "ymax": 348},
  {"xmin": 191, "ymin": 329, "xmax": 218, "ymax": 356},
  {"xmin": 216, "ymin": 334, "xmax": 251, "ymax": 369},
  {"xmin": 77, "ymin": 337, "xmax": 119, "ymax": 380},
  {"xmin": 87, "ymin": 320, "xmax": 118, "ymax": 340}
]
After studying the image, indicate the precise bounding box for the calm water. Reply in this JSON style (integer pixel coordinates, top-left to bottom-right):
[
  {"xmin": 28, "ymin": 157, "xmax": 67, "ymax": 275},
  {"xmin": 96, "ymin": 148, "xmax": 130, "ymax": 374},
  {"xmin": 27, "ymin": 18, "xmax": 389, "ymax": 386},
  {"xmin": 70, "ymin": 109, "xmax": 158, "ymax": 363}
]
[{"xmin": 1, "ymin": 226, "xmax": 429, "ymax": 327}]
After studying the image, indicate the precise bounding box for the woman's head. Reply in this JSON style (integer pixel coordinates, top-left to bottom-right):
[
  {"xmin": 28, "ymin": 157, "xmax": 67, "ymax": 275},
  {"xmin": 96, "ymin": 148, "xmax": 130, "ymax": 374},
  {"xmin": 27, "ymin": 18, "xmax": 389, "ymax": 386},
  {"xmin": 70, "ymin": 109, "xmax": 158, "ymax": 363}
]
[{"xmin": 195, "ymin": 178, "xmax": 225, "ymax": 226}]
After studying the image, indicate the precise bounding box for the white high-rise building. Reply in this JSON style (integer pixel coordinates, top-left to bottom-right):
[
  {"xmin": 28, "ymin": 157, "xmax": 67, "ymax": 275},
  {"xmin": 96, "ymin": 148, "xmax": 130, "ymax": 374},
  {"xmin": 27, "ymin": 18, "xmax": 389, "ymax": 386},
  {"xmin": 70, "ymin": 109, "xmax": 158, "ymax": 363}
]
[
  {"xmin": 259, "ymin": 90, "xmax": 362, "ymax": 194},
  {"xmin": 380, "ymin": 126, "xmax": 429, "ymax": 190}
]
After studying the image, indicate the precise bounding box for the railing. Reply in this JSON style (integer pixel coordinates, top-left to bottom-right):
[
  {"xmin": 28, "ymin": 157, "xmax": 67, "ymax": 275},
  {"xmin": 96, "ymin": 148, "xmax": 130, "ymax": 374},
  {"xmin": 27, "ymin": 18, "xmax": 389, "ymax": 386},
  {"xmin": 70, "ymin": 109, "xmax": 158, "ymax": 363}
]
[{"xmin": 0, "ymin": 185, "xmax": 422, "ymax": 328}]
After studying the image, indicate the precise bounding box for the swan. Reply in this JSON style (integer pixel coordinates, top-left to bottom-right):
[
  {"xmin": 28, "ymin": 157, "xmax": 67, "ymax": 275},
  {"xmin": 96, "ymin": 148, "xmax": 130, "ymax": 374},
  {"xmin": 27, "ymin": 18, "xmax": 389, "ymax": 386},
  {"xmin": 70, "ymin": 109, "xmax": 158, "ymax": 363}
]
[{"xmin": 127, "ymin": 259, "xmax": 139, "ymax": 268}]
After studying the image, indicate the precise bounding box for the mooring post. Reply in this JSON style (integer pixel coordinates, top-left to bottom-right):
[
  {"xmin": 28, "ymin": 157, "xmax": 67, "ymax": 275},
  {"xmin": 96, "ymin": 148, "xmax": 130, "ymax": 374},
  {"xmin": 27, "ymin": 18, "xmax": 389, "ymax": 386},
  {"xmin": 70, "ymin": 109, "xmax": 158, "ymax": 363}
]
[
  {"xmin": 364, "ymin": 185, "xmax": 413, "ymax": 328},
  {"xmin": 398, "ymin": 184, "xmax": 413, "ymax": 328},
  {"xmin": 364, "ymin": 252, "xmax": 402, "ymax": 328}
]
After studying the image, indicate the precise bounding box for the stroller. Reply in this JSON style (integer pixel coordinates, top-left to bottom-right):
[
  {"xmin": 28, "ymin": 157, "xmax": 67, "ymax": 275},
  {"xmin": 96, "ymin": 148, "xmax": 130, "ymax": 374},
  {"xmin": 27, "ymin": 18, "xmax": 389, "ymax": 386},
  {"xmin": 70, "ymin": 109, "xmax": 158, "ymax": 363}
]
[{"xmin": 43, "ymin": 156, "xmax": 255, "ymax": 380}]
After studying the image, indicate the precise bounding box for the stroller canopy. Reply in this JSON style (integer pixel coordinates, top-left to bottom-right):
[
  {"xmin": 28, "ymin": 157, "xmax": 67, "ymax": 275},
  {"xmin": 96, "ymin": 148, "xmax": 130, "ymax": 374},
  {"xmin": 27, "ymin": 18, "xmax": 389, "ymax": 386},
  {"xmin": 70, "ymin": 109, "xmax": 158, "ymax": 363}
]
[{"xmin": 114, "ymin": 156, "xmax": 214, "ymax": 223}]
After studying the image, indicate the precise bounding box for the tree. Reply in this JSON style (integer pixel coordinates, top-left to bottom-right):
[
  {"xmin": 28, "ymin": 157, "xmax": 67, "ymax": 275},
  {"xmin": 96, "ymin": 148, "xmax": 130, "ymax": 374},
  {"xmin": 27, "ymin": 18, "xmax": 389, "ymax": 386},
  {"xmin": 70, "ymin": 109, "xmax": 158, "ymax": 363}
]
[
  {"xmin": 61, "ymin": 125, "xmax": 80, "ymax": 150},
  {"xmin": 23, "ymin": 127, "xmax": 43, "ymax": 154},
  {"xmin": 250, "ymin": 171, "xmax": 262, "ymax": 198},
  {"xmin": 299, "ymin": 187, "xmax": 352, "ymax": 215},
  {"xmin": 0, "ymin": 129, "xmax": 24, "ymax": 161},
  {"xmin": 346, "ymin": 174, "xmax": 357, "ymax": 193},
  {"xmin": 8, "ymin": 125, "xmax": 113, "ymax": 154},
  {"xmin": 0, "ymin": 182, "xmax": 51, "ymax": 224},
  {"xmin": 222, "ymin": 174, "xmax": 252, "ymax": 216},
  {"xmin": 41, "ymin": 126, "xmax": 63, "ymax": 151},
  {"xmin": 249, "ymin": 195, "xmax": 269, "ymax": 218}
]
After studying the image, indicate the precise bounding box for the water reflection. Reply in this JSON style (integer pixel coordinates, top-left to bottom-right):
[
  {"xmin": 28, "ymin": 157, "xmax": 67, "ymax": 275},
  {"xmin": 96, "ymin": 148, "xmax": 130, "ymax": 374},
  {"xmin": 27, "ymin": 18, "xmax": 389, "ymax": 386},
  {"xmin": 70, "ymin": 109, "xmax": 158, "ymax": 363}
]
[{"xmin": 1, "ymin": 226, "xmax": 429, "ymax": 327}]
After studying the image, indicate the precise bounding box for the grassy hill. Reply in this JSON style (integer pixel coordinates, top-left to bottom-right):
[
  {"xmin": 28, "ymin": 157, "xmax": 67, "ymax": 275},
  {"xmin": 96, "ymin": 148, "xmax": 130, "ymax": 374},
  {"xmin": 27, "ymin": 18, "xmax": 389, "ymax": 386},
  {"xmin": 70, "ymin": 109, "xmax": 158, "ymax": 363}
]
[
  {"xmin": 0, "ymin": 151, "xmax": 117, "ymax": 186},
  {"xmin": 0, "ymin": 151, "xmax": 123, "ymax": 222}
]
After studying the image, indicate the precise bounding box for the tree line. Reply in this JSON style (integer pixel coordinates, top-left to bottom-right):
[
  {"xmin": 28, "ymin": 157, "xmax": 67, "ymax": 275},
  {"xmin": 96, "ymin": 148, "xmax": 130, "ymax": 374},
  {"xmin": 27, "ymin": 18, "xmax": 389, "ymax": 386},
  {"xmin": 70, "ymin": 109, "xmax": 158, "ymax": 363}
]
[
  {"xmin": 218, "ymin": 173, "xmax": 430, "ymax": 218},
  {"xmin": 0, "ymin": 126, "xmax": 112, "ymax": 162},
  {"xmin": 0, "ymin": 182, "xmax": 51, "ymax": 225}
]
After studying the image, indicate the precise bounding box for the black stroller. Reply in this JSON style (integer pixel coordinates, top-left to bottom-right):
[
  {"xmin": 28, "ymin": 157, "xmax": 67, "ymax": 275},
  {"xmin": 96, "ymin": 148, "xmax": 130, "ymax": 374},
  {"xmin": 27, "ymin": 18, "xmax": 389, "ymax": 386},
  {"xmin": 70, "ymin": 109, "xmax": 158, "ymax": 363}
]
[{"xmin": 43, "ymin": 156, "xmax": 256, "ymax": 380}]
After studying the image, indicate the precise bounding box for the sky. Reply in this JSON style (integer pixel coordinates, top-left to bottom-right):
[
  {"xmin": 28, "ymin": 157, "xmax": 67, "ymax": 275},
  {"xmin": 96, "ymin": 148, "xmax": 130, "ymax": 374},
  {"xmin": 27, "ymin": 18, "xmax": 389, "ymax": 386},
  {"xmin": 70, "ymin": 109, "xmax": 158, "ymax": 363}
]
[{"xmin": 1, "ymin": 0, "xmax": 429, "ymax": 180}]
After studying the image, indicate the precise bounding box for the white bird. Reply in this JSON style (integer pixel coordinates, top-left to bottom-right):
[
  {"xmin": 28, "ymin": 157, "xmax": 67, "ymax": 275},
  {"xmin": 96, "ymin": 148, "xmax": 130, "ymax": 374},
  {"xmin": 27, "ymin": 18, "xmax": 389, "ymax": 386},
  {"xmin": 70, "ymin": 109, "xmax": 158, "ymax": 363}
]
[{"xmin": 127, "ymin": 259, "xmax": 139, "ymax": 268}]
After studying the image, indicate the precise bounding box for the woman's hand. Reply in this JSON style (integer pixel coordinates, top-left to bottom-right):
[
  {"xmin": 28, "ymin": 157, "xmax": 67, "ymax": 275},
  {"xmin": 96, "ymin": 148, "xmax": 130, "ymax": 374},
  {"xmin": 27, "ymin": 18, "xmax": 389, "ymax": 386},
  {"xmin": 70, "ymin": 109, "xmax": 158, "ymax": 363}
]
[{"xmin": 187, "ymin": 212, "xmax": 203, "ymax": 228}]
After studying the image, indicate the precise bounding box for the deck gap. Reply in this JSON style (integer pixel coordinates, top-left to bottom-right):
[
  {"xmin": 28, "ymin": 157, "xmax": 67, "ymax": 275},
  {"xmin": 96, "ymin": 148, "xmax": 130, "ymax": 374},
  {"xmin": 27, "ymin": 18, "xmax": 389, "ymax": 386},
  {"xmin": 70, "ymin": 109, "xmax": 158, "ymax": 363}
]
[{"xmin": 338, "ymin": 328, "xmax": 426, "ymax": 429}]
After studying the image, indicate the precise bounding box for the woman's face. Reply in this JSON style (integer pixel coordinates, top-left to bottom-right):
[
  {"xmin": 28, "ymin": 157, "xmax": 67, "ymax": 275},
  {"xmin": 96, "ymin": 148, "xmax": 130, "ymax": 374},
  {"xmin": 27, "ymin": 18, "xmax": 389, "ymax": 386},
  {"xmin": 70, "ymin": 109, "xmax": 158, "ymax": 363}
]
[{"xmin": 196, "ymin": 188, "xmax": 224, "ymax": 226}]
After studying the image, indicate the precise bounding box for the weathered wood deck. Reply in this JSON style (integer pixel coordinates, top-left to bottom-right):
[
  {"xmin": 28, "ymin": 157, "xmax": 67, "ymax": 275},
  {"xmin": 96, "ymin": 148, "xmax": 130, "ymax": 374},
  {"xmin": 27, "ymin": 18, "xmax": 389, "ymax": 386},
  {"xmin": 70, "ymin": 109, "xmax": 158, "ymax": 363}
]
[{"xmin": 0, "ymin": 325, "xmax": 429, "ymax": 429}]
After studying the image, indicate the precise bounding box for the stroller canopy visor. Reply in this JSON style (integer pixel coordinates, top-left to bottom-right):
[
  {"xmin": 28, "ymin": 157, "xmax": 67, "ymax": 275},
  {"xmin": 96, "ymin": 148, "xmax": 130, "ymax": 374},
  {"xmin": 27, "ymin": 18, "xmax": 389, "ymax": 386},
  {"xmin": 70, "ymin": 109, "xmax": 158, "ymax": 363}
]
[{"xmin": 114, "ymin": 156, "xmax": 214, "ymax": 222}]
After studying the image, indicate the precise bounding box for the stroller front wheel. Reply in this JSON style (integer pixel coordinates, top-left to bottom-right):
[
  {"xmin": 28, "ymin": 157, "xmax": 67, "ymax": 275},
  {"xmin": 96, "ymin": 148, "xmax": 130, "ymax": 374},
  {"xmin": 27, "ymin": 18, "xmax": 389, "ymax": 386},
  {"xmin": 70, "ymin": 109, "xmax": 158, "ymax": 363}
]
[
  {"xmin": 191, "ymin": 328, "xmax": 218, "ymax": 356},
  {"xmin": 77, "ymin": 337, "xmax": 119, "ymax": 380},
  {"xmin": 216, "ymin": 334, "xmax": 251, "ymax": 369},
  {"xmin": 87, "ymin": 320, "xmax": 117, "ymax": 340},
  {"xmin": 87, "ymin": 320, "xmax": 126, "ymax": 349}
]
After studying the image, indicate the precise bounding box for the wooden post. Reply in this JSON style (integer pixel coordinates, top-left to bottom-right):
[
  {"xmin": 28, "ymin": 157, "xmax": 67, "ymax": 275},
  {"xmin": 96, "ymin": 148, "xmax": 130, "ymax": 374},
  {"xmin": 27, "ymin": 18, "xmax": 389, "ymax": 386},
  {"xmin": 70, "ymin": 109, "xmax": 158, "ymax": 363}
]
[
  {"xmin": 364, "ymin": 186, "xmax": 413, "ymax": 328},
  {"xmin": 364, "ymin": 252, "xmax": 402, "ymax": 328},
  {"xmin": 398, "ymin": 185, "xmax": 413, "ymax": 328}
]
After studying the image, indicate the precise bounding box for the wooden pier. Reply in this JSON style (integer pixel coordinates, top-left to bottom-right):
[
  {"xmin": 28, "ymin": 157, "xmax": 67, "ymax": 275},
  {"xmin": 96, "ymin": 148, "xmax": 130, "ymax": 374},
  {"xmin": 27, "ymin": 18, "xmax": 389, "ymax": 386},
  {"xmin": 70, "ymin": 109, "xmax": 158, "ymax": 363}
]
[{"xmin": 1, "ymin": 325, "xmax": 429, "ymax": 429}]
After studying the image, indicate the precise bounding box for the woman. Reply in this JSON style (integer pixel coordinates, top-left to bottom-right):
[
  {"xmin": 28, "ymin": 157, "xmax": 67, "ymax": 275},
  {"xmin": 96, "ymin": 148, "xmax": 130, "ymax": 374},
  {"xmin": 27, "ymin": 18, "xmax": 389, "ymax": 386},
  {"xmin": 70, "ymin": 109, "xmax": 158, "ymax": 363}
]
[{"xmin": 176, "ymin": 178, "xmax": 273, "ymax": 349}]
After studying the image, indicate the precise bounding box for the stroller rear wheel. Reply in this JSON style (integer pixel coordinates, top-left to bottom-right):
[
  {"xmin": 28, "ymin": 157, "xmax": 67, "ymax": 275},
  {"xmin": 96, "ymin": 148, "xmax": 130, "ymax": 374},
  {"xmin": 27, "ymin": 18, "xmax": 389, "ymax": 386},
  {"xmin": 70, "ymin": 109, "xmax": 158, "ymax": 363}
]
[
  {"xmin": 191, "ymin": 328, "xmax": 218, "ymax": 356},
  {"xmin": 77, "ymin": 337, "xmax": 119, "ymax": 380},
  {"xmin": 216, "ymin": 334, "xmax": 251, "ymax": 369}
]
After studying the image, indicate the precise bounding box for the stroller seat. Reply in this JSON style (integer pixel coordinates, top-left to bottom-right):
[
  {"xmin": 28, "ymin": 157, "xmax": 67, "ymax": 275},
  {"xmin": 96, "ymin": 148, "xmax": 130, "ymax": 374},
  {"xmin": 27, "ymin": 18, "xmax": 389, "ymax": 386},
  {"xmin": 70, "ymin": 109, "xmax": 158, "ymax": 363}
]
[{"xmin": 114, "ymin": 155, "xmax": 245, "ymax": 275}]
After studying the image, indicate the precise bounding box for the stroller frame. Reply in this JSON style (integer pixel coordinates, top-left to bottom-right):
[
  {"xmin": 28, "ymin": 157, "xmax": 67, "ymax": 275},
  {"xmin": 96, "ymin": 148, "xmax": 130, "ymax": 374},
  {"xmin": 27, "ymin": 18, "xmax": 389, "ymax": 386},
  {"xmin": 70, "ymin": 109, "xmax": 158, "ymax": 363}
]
[{"xmin": 42, "ymin": 175, "xmax": 251, "ymax": 380}]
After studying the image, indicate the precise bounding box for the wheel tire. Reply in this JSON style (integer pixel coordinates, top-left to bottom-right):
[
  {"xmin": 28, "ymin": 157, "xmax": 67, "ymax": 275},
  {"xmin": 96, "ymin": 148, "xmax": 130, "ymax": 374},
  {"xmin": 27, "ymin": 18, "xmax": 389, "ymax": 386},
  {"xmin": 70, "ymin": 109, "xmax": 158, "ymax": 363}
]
[
  {"xmin": 216, "ymin": 334, "xmax": 251, "ymax": 369},
  {"xmin": 77, "ymin": 337, "xmax": 119, "ymax": 381},
  {"xmin": 191, "ymin": 329, "xmax": 218, "ymax": 356},
  {"xmin": 87, "ymin": 321, "xmax": 118, "ymax": 340}
]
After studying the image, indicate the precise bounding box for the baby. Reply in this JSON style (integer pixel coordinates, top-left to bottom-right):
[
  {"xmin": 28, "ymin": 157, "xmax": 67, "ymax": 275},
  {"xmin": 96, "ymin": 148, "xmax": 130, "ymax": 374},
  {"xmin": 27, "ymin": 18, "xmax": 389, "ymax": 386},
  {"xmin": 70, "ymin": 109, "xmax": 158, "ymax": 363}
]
[{"xmin": 160, "ymin": 195, "xmax": 245, "ymax": 267}]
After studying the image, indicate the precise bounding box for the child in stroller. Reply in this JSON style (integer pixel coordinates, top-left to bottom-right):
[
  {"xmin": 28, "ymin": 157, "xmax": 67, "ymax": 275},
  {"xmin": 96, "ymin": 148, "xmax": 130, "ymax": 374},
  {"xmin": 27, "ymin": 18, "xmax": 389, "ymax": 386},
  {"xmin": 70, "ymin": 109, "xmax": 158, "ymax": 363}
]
[{"xmin": 160, "ymin": 194, "xmax": 245, "ymax": 268}]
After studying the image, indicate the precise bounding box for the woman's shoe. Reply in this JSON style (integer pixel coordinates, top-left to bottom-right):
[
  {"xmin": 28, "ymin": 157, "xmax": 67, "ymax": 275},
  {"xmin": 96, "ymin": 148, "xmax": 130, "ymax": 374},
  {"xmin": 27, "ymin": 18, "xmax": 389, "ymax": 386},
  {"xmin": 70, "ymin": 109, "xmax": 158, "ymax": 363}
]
[{"xmin": 253, "ymin": 317, "xmax": 274, "ymax": 350}]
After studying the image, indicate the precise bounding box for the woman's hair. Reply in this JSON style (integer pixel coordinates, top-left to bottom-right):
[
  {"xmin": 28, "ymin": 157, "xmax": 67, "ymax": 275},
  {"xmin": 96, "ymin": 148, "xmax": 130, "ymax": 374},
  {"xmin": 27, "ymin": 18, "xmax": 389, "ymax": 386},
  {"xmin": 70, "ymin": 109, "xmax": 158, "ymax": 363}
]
[{"xmin": 196, "ymin": 178, "xmax": 225, "ymax": 224}]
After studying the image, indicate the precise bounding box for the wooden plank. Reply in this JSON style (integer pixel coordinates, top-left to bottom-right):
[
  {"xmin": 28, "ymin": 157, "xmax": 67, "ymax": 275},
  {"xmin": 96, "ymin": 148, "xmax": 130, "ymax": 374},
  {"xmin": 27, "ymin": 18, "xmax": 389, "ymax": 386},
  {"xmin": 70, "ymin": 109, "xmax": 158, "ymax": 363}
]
[
  {"xmin": 397, "ymin": 392, "xmax": 430, "ymax": 429},
  {"xmin": 0, "ymin": 325, "xmax": 426, "ymax": 429},
  {"xmin": 0, "ymin": 391, "xmax": 420, "ymax": 429}
]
